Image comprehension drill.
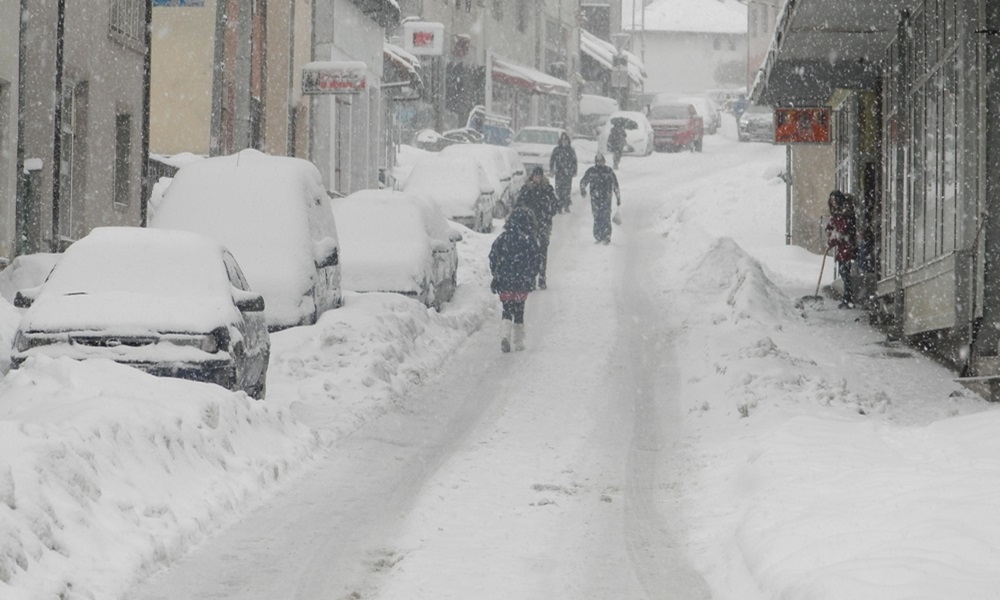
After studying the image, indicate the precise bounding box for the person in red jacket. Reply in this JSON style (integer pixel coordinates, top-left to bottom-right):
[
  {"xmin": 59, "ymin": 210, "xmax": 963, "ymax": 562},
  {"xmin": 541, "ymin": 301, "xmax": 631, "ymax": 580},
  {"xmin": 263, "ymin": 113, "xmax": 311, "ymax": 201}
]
[{"xmin": 826, "ymin": 190, "xmax": 858, "ymax": 309}]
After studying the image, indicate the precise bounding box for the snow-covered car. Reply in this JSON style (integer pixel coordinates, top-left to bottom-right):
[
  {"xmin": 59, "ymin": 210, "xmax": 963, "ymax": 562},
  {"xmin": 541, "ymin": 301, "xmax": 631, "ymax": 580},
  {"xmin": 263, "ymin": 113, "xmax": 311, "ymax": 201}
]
[
  {"xmin": 150, "ymin": 150, "xmax": 342, "ymax": 331},
  {"xmin": 401, "ymin": 155, "xmax": 495, "ymax": 233},
  {"xmin": 577, "ymin": 94, "xmax": 619, "ymax": 140},
  {"xmin": 738, "ymin": 104, "xmax": 776, "ymax": 143},
  {"xmin": 10, "ymin": 227, "xmax": 270, "ymax": 399},
  {"xmin": 509, "ymin": 126, "xmax": 568, "ymax": 175},
  {"xmin": 441, "ymin": 143, "xmax": 517, "ymax": 217},
  {"xmin": 331, "ymin": 190, "xmax": 461, "ymax": 310},
  {"xmin": 598, "ymin": 111, "xmax": 655, "ymax": 156}
]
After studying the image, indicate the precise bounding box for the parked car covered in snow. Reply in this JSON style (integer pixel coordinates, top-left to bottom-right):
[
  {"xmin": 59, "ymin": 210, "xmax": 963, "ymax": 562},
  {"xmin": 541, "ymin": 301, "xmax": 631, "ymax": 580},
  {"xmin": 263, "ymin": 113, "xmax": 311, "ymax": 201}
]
[
  {"xmin": 598, "ymin": 111, "xmax": 655, "ymax": 156},
  {"xmin": 401, "ymin": 155, "xmax": 495, "ymax": 233},
  {"xmin": 10, "ymin": 227, "xmax": 270, "ymax": 399},
  {"xmin": 331, "ymin": 190, "xmax": 461, "ymax": 310},
  {"xmin": 577, "ymin": 94, "xmax": 619, "ymax": 140},
  {"xmin": 150, "ymin": 150, "xmax": 342, "ymax": 331},
  {"xmin": 441, "ymin": 143, "xmax": 519, "ymax": 218},
  {"xmin": 509, "ymin": 126, "xmax": 568, "ymax": 175}
]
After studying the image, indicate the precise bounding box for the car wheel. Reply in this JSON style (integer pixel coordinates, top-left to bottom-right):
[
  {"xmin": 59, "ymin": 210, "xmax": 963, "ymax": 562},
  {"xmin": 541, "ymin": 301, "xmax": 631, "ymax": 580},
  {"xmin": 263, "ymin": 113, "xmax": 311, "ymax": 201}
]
[
  {"xmin": 251, "ymin": 369, "xmax": 267, "ymax": 400},
  {"xmin": 694, "ymin": 138, "xmax": 703, "ymax": 152}
]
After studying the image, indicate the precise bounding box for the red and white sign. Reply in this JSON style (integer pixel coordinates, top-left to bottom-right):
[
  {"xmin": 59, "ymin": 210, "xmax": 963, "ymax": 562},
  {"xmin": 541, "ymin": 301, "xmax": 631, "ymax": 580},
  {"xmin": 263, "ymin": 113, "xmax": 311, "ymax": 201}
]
[
  {"xmin": 402, "ymin": 21, "xmax": 445, "ymax": 56},
  {"xmin": 302, "ymin": 61, "xmax": 367, "ymax": 95},
  {"xmin": 774, "ymin": 107, "xmax": 832, "ymax": 144}
]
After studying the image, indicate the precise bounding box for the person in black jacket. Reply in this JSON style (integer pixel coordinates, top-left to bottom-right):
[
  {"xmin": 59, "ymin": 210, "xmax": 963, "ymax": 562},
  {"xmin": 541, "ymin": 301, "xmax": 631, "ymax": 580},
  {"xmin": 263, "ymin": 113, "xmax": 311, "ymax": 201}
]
[
  {"xmin": 513, "ymin": 166, "xmax": 559, "ymax": 289},
  {"xmin": 489, "ymin": 207, "xmax": 542, "ymax": 352},
  {"xmin": 606, "ymin": 120, "xmax": 628, "ymax": 169},
  {"xmin": 549, "ymin": 132, "xmax": 578, "ymax": 213},
  {"xmin": 579, "ymin": 153, "xmax": 621, "ymax": 244}
]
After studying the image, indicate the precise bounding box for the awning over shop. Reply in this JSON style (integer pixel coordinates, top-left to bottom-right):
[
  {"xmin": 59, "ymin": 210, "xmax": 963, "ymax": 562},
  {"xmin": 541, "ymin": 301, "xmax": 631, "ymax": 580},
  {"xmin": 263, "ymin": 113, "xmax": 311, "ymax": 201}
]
[
  {"xmin": 491, "ymin": 57, "xmax": 571, "ymax": 96},
  {"xmin": 580, "ymin": 29, "xmax": 646, "ymax": 86},
  {"xmin": 752, "ymin": 0, "xmax": 912, "ymax": 105},
  {"xmin": 383, "ymin": 42, "xmax": 422, "ymax": 98}
]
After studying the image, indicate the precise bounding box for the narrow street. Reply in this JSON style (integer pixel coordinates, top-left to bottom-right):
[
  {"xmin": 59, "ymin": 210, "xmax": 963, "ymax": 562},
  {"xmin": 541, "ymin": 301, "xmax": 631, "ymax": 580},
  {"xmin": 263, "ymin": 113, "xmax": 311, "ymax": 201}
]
[{"xmin": 126, "ymin": 134, "xmax": 760, "ymax": 600}]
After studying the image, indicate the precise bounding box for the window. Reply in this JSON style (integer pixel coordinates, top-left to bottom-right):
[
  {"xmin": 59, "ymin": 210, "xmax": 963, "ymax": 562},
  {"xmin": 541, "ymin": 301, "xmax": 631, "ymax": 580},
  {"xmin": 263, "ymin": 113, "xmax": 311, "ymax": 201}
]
[
  {"xmin": 59, "ymin": 82, "xmax": 84, "ymax": 243},
  {"xmin": 114, "ymin": 113, "xmax": 132, "ymax": 207},
  {"xmin": 109, "ymin": 0, "xmax": 147, "ymax": 50}
]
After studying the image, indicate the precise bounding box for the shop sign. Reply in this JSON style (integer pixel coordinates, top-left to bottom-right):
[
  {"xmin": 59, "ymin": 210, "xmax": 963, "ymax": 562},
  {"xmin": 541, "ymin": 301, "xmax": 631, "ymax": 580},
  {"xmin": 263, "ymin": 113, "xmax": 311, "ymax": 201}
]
[
  {"xmin": 403, "ymin": 21, "xmax": 445, "ymax": 56},
  {"xmin": 302, "ymin": 62, "xmax": 367, "ymax": 95},
  {"xmin": 774, "ymin": 107, "xmax": 832, "ymax": 144}
]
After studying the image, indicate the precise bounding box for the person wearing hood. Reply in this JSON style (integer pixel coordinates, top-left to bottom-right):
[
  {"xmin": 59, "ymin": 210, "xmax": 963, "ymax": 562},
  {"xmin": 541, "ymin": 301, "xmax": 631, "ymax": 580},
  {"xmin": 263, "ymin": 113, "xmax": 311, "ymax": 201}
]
[
  {"xmin": 549, "ymin": 132, "xmax": 578, "ymax": 213},
  {"xmin": 513, "ymin": 166, "xmax": 559, "ymax": 289},
  {"xmin": 489, "ymin": 206, "xmax": 543, "ymax": 352},
  {"xmin": 579, "ymin": 153, "xmax": 621, "ymax": 244}
]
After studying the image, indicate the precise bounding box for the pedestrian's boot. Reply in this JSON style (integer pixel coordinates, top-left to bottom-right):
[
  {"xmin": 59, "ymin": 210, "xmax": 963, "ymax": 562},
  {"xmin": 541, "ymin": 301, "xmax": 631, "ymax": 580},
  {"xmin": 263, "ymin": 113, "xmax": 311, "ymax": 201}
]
[
  {"xmin": 500, "ymin": 318, "xmax": 513, "ymax": 353},
  {"xmin": 538, "ymin": 275, "xmax": 547, "ymax": 290},
  {"xmin": 512, "ymin": 323, "xmax": 526, "ymax": 351}
]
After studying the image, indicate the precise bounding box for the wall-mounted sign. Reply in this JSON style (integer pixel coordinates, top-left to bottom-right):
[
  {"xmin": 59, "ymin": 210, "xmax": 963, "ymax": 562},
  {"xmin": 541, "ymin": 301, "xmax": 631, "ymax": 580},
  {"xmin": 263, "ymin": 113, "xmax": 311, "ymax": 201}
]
[
  {"xmin": 774, "ymin": 107, "xmax": 832, "ymax": 144},
  {"xmin": 402, "ymin": 21, "xmax": 445, "ymax": 56},
  {"xmin": 302, "ymin": 61, "xmax": 367, "ymax": 95}
]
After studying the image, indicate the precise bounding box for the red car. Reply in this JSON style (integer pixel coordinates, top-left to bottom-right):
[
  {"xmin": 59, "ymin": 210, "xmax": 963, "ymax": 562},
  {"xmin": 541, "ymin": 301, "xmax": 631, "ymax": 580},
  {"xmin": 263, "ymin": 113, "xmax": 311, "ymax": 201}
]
[{"xmin": 648, "ymin": 102, "xmax": 704, "ymax": 152}]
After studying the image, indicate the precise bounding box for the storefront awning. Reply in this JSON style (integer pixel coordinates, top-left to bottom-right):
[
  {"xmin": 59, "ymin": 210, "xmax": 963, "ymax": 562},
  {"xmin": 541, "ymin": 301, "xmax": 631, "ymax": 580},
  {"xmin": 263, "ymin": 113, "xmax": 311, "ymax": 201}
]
[
  {"xmin": 751, "ymin": 0, "xmax": 911, "ymax": 105},
  {"xmin": 491, "ymin": 57, "xmax": 571, "ymax": 96},
  {"xmin": 580, "ymin": 29, "xmax": 646, "ymax": 86},
  {"xmin": 383, "ymin": 42, "xmax": 422, "ymax": 99}
]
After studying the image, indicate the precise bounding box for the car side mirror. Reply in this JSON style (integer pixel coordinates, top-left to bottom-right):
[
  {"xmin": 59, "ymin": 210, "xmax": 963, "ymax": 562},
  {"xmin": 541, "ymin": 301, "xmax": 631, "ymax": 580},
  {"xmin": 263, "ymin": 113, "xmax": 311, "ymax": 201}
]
[
  {"xmin": 448, "ymin": 229, "xmax": 464, "ymax": 243},
  {"xmin": 233, "ymin": 290, "xmax": 266, "ymax": 312},
  {"xmin": 314, "ymin": 238, "xmax": 339, "ymax": 268},
  {"xmin": 13, "ymin": 288, "xmax": 39, "ymax": 308}
]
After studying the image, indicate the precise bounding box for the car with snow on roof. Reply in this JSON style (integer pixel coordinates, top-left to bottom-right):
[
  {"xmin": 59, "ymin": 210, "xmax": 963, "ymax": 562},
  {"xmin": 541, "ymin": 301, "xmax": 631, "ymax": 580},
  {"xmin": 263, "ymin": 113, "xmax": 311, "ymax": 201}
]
[
  {"xmin": 10, "ymin": 227, "xmax": 270, "ymax": 399},
  {"xmin": 150, "ymin": 150, "xmax": 342, "ymax": 332},
  {"xmin": 331, "ymin": 190, "xmax": 461, "ymax": 310},
  {"xmin": 400, "ymin": 154, "xmax": 496, "ymax": 233}
]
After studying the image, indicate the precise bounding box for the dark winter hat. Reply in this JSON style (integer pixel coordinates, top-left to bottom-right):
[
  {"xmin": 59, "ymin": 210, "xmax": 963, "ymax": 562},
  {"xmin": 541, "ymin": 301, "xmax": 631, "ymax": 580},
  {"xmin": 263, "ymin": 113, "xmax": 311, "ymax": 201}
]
[
  {"xmin": 595, "ymin": 153, "xmax": 606, "ymax": 164},
  {"xmin": 530, "ymin": 166, "xmax": 545, "ymax": 178}
]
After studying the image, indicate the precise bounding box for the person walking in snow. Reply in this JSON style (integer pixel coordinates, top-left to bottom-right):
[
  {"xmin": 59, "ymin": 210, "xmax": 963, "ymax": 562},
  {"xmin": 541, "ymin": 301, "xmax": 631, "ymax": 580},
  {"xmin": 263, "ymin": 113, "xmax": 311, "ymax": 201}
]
[
  {"xmin": 489, "ymin": 206, "xmax": 543, "ymax": 352},
  {"xmin": 549, "ymin": 132, "xmax": 578, "ymax": 213},
  {"xmin": 513, "ymin": 166, "xmax": 559, "ymax": 289},
  {"xmin": 579, "ymin": 153, "xmax": 621, "ymax": 244},
  {"xmin": 825, "ymin": 190, "xmax": 858, "ymax": 309},
  {"xmin": 606, "ymin": 120, "xmax": 628, "ymax": 169}
]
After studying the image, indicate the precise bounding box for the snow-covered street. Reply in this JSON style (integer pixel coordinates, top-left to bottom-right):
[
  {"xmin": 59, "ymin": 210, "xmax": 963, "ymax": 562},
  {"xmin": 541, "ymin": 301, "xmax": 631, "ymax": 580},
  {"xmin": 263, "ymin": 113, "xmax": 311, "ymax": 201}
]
[{"xmin": 3, "ymin": 118, "xmax": 1000, "ymax": 600}]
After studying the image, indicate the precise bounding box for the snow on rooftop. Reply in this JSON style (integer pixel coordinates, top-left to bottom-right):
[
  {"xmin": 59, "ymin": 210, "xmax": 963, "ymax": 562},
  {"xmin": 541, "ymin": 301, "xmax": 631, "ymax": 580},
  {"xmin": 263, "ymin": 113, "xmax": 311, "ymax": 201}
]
[{"xmin": 628, "ymin": 0, "xmax": 747, "ymax": 34}]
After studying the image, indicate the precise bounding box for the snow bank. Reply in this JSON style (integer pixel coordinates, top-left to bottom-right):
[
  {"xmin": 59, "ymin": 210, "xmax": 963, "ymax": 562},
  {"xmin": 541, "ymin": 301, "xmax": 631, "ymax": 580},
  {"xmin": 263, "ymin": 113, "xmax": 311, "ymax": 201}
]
[{"xmin": 0, "ymin": 356, "xmax": 320, "ymax": 600}]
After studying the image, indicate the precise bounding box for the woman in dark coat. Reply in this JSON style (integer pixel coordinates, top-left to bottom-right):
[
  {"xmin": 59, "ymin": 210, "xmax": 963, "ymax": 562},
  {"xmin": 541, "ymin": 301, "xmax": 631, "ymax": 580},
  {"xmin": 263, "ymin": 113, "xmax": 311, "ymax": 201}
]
[
  {"xmin": 489, "ymin": 206, "xmax": 542, "ymax": 352},
  {"xmin": 513, "ymin": 166, "xmax": 559, "ymax": 289},
  {"xmin": 826, "ymin": 190, "xmax": 858, "ymax": 308},
  {"xmin": 549, "ymin": 132, "xmax": 578, "ymax": 213}
]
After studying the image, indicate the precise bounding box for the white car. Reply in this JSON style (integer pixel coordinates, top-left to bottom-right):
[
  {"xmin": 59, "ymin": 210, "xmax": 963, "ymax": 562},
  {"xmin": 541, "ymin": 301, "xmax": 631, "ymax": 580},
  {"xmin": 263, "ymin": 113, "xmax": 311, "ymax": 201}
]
[
  {"xmin": 11, "ymin": 227, "xmax": 270, "ymax": 399},
  {"xmin": 509, "ymin": 126, "xmax": 568, "ymax": 175},
  {"xmin": 150, "ymin": 150, "xmax": 342, "ymax": 331},
  {"xmin": 441, "ymin": 144, "xmax": 512, "ymax": 217},
  {"xmin": 598, "ymin": 111, "xmax": 655, "ymax": 157},
  {"xmin": 401, "ymin": 155, "xmax": 496, "ymax": 233},
  {"xmin": 331, "ymin": 190, "xmax": 461, "ymax": 310}
]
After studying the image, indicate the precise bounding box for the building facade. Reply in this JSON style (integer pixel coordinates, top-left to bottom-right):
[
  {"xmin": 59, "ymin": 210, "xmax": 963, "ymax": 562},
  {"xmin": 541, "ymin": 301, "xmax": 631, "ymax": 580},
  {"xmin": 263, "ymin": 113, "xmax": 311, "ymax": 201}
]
[
  {"xmin": 629, "ymin": 0, "xmax": 747, "ymax": 96},
  {"xmin": 753, "ymin": 0, "xmax": 1000, "ymax": 393},
  {"xmin": 0, "ymin": 1, "xmax": 19, "ymax": 264},
  {"xmin": 19, "ymin": 0, "xmax": 149, "ymax": 254}
]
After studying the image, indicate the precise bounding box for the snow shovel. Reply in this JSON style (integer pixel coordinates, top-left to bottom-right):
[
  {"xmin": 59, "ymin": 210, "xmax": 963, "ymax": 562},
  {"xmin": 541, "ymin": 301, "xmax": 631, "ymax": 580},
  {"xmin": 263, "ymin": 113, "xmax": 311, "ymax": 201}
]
[{"xmin": 795, "ymin": 248, "xmax": 829, "ymax": 309}]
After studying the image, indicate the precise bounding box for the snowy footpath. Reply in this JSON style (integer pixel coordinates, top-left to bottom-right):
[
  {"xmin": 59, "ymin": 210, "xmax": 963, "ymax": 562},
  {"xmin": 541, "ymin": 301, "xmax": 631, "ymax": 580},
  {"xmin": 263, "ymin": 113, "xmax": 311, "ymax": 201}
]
[{"xmin": 1, "ymin": 120, "xmax": 999, "ymax": 599}]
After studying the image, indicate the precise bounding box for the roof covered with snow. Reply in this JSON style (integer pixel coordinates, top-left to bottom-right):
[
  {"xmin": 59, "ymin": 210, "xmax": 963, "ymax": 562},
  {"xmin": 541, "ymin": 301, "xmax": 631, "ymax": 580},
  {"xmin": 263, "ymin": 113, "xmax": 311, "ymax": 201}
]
[{"xmin": 628, "ymin": 0, "xmax": 747, "ymax": 34}]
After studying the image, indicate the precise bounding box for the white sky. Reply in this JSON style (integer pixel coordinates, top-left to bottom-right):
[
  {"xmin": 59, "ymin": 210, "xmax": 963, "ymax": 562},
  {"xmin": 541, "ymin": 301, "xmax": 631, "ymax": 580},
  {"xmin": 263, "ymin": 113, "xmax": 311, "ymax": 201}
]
[{"xmin": 1, "ymin": 116, "xmax": 999, "ymax": 600}]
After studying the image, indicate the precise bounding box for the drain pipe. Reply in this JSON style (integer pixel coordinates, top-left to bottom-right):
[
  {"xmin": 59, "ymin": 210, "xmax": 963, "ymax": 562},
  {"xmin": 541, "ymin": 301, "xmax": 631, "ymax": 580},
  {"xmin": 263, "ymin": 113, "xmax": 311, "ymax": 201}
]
[{"xmin": 51, "ymin": 0, "xmax": 66, "ymax": 251}]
